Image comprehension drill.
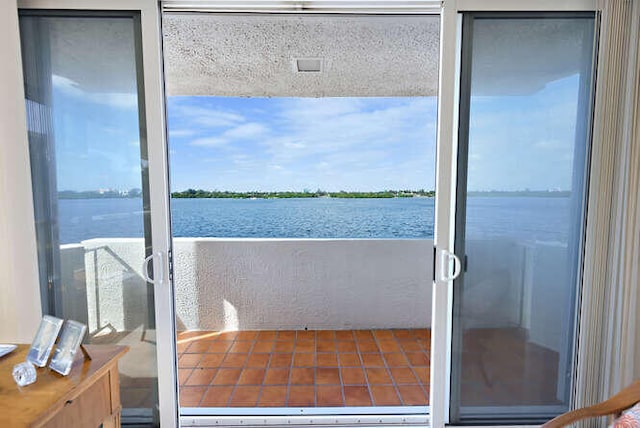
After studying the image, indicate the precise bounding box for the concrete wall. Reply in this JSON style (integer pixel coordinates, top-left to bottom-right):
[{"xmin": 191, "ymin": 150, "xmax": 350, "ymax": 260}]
[
  {"xmin": 172, "ymin": 238, "xmax": 433, "ymax": 330},
  {"xmin": 60, "ymin": 238, "xmax": 433, "ymax": 333},
  {"xmin": 0, "ymin": 0, "xmax": 42, "ymax": 343},
  {"xmin": 59, "ymin": 237, "xmax": 568, "ymax": 343}
]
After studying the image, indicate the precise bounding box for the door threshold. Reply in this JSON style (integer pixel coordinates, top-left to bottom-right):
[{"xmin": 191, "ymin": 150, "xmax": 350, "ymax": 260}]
[{"xmin": 180, "ymin": 409, "xmax": 429, "ymax": 427}]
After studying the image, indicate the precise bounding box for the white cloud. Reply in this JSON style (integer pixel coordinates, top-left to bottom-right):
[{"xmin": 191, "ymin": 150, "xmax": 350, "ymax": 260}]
[
  {"xmin": 52, "ymin": 75, "xmax": 137, "ymax": 109},
  {"xmin": 169, "ymin": 129, "xmax": 196, "ymax": 138},
  {"xmin": 190, "ymin": 137, "xmax": 228, "ymax": 147},
  {"xmin": 172, "ymin": 104, "xmax": 245, "ymax": 128},
  {"xmin": 224, "ymin": 122, "xmax": 268, "ymax": 139}
]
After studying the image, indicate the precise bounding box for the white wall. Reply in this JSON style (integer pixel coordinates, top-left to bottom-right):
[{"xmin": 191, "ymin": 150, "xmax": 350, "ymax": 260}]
[
  {"xmin": 0, "ymin": 0, "xmax": 42, "ymax": 343},
  {"xmin": 172, "ymin": 238, "xmax": 433, "ymax": 331}
]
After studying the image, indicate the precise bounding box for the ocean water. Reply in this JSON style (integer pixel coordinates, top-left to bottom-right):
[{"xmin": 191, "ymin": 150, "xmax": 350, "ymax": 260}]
[{"xmin": 57, "ymin": 196, "xmax": 572, "ymax": 245}]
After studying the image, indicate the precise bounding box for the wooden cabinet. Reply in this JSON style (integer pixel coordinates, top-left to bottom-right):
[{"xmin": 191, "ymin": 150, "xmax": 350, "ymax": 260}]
[{"xmin": 0, "ymin": 344, "xmax": 128, "ymax": 427}]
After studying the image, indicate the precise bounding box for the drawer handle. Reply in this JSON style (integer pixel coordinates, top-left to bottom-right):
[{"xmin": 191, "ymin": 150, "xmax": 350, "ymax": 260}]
[{"xmin": 65, "ymin": 400, "xmax": 73, "ymax": 406}]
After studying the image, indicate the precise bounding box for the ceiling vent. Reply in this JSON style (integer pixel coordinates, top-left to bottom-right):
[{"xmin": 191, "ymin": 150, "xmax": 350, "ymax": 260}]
[{"xmin": 295, "ymin": 58, "xmax": 323, "ymax": 73}]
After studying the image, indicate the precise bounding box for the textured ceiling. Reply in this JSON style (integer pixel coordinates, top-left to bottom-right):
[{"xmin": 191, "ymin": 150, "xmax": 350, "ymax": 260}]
[{"xmin": 162, "ymin": 14, "xmax": 441, "ymax": 97}]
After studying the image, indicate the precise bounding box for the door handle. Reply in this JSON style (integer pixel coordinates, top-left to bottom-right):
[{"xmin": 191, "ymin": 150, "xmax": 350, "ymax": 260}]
[
  {"xmin": 440, "ymin": 249, "xmax": 462, "ymax": 282},
  {"xmin": 142, "ymin": 252, "xmax": 164, "ymax": 284}
]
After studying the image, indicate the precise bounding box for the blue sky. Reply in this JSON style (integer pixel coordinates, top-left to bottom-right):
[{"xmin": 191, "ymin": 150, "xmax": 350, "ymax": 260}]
[
  {"xmin": 167, "ymin": 97, "xmax": 437, "ymax": 192},
  {"xmin": 51, "ymin": 73, "xmax": 582, "ymax": 193}
]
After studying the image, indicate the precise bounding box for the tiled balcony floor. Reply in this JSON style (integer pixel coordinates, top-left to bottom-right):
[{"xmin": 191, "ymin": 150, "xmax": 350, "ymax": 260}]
[{"xmin": 177, "ymin": 329, "xmax": 430, "ymax": 407}]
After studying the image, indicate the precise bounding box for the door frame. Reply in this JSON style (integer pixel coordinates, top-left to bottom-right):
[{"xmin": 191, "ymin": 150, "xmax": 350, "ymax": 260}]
[
  {"xmin": 16, "ymin": 1, "xmax": 179, "ymax": 426},
  {"xmin": 431, "ymin": 1, "xmax": 598, "ymax": 428}
]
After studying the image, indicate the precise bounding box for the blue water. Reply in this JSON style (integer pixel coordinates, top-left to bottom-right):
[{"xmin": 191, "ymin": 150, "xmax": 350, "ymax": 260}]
[{"xmin": 57, "ymin": 197, "xmax": 571, "ymax": 245}]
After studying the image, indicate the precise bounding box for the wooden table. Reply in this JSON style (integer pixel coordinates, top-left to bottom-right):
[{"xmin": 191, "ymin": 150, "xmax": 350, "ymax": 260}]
[{"xmin": 0, "ymin": 344, "xmax": 128, "ymax": 427}]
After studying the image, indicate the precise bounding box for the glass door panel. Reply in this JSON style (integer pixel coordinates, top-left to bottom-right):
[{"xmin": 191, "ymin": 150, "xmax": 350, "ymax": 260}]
[
  {"xmin": 19, "ymin": 9, "xmax": 174, "ymax": 426},
  {"xmin": 450, "ymin": 13, "xmax": 596, "ymax": 423}
]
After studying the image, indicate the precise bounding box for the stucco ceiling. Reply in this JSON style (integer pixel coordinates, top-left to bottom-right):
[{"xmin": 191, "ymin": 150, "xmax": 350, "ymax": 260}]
[{"xmin": 162, "ymin": 13, "xmax": 441, "ymax": 97}]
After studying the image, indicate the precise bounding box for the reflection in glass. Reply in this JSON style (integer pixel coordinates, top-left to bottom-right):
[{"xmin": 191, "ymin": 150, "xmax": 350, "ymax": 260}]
[
  {"xmin": 452, "ymin": 14, "xmax": 596, "ymax": 422},
  {"xmin": 20, "ymin": 13, "xmax": 159, "ymax": 426}
]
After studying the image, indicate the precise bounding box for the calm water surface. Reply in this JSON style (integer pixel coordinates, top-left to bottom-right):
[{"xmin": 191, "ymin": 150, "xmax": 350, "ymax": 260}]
[{"xmin": 57, "ymin": 197, "xmax": 570, "ymax": 244}]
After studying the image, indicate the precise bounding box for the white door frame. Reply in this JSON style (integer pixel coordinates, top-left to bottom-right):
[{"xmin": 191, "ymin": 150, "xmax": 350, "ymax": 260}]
[
  {"xmin": 430, "ymin": 1, "xmax": 598, "ymax": 428},
  {"xmin": 16, "ymin": 1, "xmax": 178, "ymax": 426}
]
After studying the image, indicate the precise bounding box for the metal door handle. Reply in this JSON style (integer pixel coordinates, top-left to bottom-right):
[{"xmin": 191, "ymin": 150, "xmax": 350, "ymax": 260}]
[
  {"xmin": 440, "ymin": 249, "xmax": 462, "ymax": 282},
  {"xmin": 142, "ymin": 252, "xmax": 164, "ymax": 284}
]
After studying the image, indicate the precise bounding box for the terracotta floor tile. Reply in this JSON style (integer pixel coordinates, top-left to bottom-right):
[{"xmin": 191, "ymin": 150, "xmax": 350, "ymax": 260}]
[
  {"xmin": 200, "ymin": 386, "xmax": 234, "ymax": 406},
  {"xmin": 212, "ymin": 368, "xmax": 242, "ymax": 385},
  {"xmin": 222, "ymin": 353, "xmax": 248, "ymax": 368},
  {"xmin": 288, "ymin": 386, "xmax": 315, "ymax": 406},
  {"xmin": 274, "ymin": 341, "xmax": 295, "ymax": 352},
  {"xmin": 406, "ymin": 352, "xmax": 429, "ymax": 366},
  {"xmin": 236, "ymin": 331, "xmax": 259, "ymax": 341},
  {"xmin": 198, "ymin": 353, "xmax": 225, "ymax": 368},
  {"xmin": 270, "ymin": 353, "xmax": 293, "ymax": 368},
  {"xmin": 366, "ymin": 368, "xmax": 393, "ymax": 384},
  {"xmin": 295, "ymin": 341, "xmax": 315, "ymax": 352},
  {"xmin": 390, "ymin": 367, "xmax": 418, "ymax": 384},
  {"xmin": 400, "ymin": 340, "xmax": 423, "ymax": 352},
  {"xmin": 398, "ymin": 385, "xmax": 428, "ymax": 405},
  {"xmin": 178, "ymin": 329, "xmax": 436, "ymax": 409},
  {"xmin": 259, "ymin": 386, "xmax": 288, "ymax": 407},
  {"xmin": 361, "ymin": 353, "xmax": 385, "ymax": 367},
  {"xmin": 230, "ymin": 386, "xmax": 261, "ymax": 406},
  {"xmin": 383, "ymin": 353, "xmax": 408, "ymax": 367},
  {"xmin": 316, "ymin": 385, "xmax": 344, "ymax": 406},
  {"xmin": 296, "ymin": 330, "xmax": 316, "ymax": 340},
  {"xmin": 377, "ymin": 340, "xmax": 402, "ymax": 353},
  {"xmin": 291, "ymin": 367, "xmax": 315, "ymax": 384},
  {"xmin": 336, "ymin": 341, "xmax": 358, "ymax": 352},
  {"xmin": 185, "ymin": 368, "xmax": 217, "ymax": 386},
  {"xmin": 339, "ymin": 353, "xmax": 361, "ymax": 367},
  {"xmin": 179, "ymin": 368, "xmax": 193, "ymax": 385},
  {"xmin": 177, "ymin": 342, "xmax": 190, "ymax": 354},
  {"xmin": 257, "ymin": 331, "xmax": 277, "ymax": 340},
  {"xmin": 316, "ymin": 353, "xmax": 338, "ymax": 367},
  {"xmin": 229, "ymin": 341, "xmax": 253, "ymax": 353},
  {"xmin": 238, "ymin": 369, "xmax": 266, "ymax": 385},
  {"xmin": 186, "ymin": 340, "xmax": 213, "ymax": 353},
  {"xmin": 316, "ymin": 330, "xmax": 336, "ymax": 341},
  {"xmin": 264, "ymin": 368, "xmax": 290, "ymax": 385},
  {"xmin": 316, "ymin": 368, "xmax": 340, "ymax": 385},
  {"xmin": 341, "ymin": 367, "xmax": 366, "ymax": 385},
  {"xmin": 316, "ymin": 341, "xmax": 336, "ymax": 352},
  {"xmin": 355, "ymin": 330, "xmax": 375, "ymax": 342},
  {"xmin": 372, "ymin": 330, "xmax": 394, "ymax": 340},
  {"xmin": 343, "ymin": 386, "xmax": 372, "ymax": 406},
  {"xmin": 219, "ymin": 331, "xmax": 239, "ymax": 340},
  {"xmin": 335, "ymin": 330, "xmax": 355, "ymax": 341},
  {"xmin": 393, "ymin": 329, "xmax": 414, "ymax": 339},
  {"xmin": 413, "ymin": 366, "xmax": 430, "ymax": 384},
  {"xmin": 357, "ymin": 341, "xmax": 380, "ymax": 353},
  {"xmin": 180, "ymin": 386, "xmax": 206, "ymax": 407},
  {"xmin": 293, "ymin": 353, "xmax": 315, "ymax": 367},
  {"xmin": 246, "ymin": 353, "xmax": 271, "ymax": 367},
  {"xmin": 252, "ymin": 341, "xmax": 275, "ymax": 353},
  {"xmin": 371, "ymin": 385, "xmax": 401, "ymax": 406},
  {"xmin": 179, "ymin": 353, "xmax": 202, "ymax": 368},
  {"xmin": 208, "ymin": 341, "xmax": 232, "ymax": 353},
  {"xmin": 277, "ymin": 331, "xmax": 296, "ymax": 341}
]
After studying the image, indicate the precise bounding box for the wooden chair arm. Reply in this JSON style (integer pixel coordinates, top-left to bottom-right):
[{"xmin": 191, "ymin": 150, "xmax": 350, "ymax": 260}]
[{"xmin": 541, "ymin": 381, "xmax": 640, "ymax": 428}]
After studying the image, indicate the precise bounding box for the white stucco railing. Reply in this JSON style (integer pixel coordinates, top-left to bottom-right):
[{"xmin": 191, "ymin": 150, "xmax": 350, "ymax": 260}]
[{"xmin": 59, "ymin": 237, "xmax": 568, "ymax": 353}]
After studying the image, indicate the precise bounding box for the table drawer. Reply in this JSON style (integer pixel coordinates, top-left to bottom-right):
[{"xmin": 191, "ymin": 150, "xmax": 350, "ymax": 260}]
[{"xmin": 44, "ymin": 375, "xmax": 111, "ymax": 428}]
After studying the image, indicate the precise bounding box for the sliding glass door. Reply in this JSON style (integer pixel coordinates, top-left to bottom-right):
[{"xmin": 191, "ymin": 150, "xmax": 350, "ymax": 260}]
[
  {"xmin": 447, "ymin": 11, "xmax": 597, "ymax": 425},
  {"xmin": 18, "ymin": 1, "xmax": 177, "ymax": 426}
]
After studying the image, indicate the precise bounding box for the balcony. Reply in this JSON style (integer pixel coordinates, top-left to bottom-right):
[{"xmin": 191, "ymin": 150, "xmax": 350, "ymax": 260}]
[{"xmin": 58, "ymin": 237, "xmax": 565, "ymax": 411}]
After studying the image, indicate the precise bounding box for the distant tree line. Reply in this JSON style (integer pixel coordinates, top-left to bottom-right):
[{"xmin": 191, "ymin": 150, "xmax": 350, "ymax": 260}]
[
  {"xmin": 170, "ymin": 189, "xmax": 436, "ymax": 199},
  {"xmin": 58, "ymin": 189, "xmax": 142, "ymax": 199}
]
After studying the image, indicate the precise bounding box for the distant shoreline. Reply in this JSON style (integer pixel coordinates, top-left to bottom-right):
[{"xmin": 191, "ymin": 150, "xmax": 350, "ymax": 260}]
[
  {"xmin": 57, "ymin": 189, "xmax": 572, "ymax": 199},
  {"xmin": 171, "ymin": 189, "xmax": 435, "ymax": 199}
]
